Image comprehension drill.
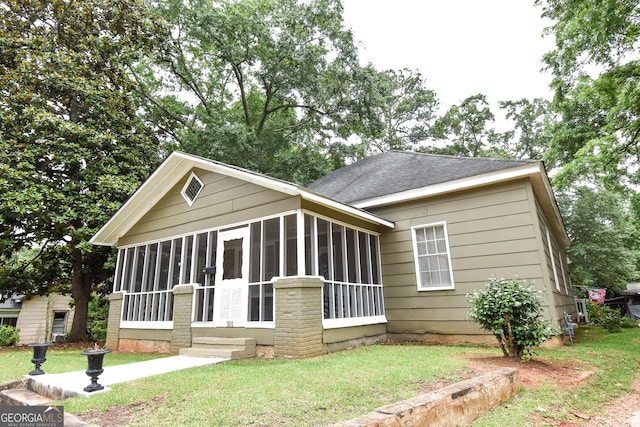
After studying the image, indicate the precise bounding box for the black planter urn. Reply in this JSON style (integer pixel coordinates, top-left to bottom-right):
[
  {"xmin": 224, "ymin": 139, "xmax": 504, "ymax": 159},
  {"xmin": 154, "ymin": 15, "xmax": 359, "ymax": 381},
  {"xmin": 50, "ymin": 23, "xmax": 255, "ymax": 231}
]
[
  {"xmin": 28, "ymin": 342, "xmax": 53, "ymax": 375},
  {"xmin": 80, "ymin": 348, "xmax": 111, "ymax": 392}
]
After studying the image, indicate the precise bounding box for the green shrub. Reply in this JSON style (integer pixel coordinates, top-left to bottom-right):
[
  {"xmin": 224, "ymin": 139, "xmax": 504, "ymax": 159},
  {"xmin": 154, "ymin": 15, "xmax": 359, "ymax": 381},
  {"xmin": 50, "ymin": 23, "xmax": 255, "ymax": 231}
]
[
  {"xmin": 0, "ymin": 325, "xmax": 20, "ymax": 346},
  {"xmin": 87, "ymin": 292, "xmax": 109, "ymax": 343},
  {"xmin": 620, "ymin": 316, "xmax": 639, "ymax": 328},
  {"xmin": 600, "ymin": 309, "xmax": 623, "ymax": 333},
  {"xmin": 467, "ymin": 276, "xmax": 556, "ymax": 359},
  {"xmin": 586, "ymin": 302, "xmax": 630, "ymax": 332}
]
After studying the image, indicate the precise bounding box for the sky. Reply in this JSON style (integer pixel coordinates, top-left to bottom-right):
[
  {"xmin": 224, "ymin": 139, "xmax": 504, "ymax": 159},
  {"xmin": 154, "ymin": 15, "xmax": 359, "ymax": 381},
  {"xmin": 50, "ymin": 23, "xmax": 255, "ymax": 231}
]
[{"xmin": 341, "ymin": 0, "xmax": 556, "ymax": 127}]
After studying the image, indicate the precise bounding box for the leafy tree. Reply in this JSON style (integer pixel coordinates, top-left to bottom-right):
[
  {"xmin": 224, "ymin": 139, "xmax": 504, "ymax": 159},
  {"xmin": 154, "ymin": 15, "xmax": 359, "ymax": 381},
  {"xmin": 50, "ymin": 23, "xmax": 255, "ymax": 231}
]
[
  {"xmin": 360, "ymin": 68, "xmax": 439, "ymax": 153},
  {"xmin": 556, "ymin": 186, "xmax": 639, "ymax": 296},
  {"xmin": 136, "ymin": 0, "xmax": 377, "ymax": 183},
  {"xmin": 499, "ymin": 98, "xmax": 553, "ymax": 160},
  {"xmin": 427, "ymin": 94, "xmax": 509, "ymax": 157},
  {"xmin": 537, "ymin": 0, "xmax": 640, "ymax": 189},
  {"xmin": 87, "ymin": 292, "xmax": 110, "ymax": 343},
  {"xmin": 467, "ymin": 276, "xmax": 556, "ymax": 359},
  {"xmin": 0, "ymin": 0, "xmax": 164, "ymax": 341}
]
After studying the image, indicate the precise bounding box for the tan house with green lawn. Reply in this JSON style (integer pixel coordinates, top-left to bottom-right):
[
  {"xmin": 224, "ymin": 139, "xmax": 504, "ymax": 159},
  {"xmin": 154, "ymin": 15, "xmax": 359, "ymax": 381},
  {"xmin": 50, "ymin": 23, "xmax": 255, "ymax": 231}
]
[{"xmin": 91, "ymin": 150, "xmax": 575, "ymax": 358}]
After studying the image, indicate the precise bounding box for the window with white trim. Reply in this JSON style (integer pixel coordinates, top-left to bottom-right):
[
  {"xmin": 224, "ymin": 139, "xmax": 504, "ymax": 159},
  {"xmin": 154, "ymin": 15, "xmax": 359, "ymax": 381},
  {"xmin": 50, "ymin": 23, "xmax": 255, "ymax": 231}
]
[
  {"xmin": 411, "ymin": 222, "xmax": 455, "ymax": 290},
  {"xmin": 181, "ymin": 172, "xmax": 204, "ymax": 206}
]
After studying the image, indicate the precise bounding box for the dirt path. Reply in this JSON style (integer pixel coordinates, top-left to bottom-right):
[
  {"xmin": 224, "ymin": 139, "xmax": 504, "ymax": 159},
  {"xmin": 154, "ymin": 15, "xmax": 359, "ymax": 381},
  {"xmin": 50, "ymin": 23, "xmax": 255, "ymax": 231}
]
[
  {"xmin": 579, "ymin": 376, "xmax": 640, "ymax": 427},
  {"xmin": 462, "ymin": 354, "xmax": 640, "ymax": 426}
]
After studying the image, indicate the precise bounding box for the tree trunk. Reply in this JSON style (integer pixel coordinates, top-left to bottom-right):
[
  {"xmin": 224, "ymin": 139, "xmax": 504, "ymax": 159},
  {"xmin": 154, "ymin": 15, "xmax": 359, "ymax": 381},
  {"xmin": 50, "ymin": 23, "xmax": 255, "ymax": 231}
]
[{"xmin": 68, "ymin": 246, "xmax": 91, "ymax": 342}]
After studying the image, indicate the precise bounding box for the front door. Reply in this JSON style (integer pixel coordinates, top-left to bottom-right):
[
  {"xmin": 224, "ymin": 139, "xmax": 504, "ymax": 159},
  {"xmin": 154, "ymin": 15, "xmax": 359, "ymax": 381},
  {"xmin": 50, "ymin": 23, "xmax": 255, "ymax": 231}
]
[{"xmin": 213, "ymin": 227, "xmax": 250, "ymax": 327}]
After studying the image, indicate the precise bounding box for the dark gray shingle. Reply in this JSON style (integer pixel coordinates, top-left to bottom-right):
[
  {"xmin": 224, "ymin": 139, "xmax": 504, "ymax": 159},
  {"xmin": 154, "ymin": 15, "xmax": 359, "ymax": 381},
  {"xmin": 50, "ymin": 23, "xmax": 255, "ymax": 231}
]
[{"xmin": 306, "ymin": 151, "xmax": 534, "ymax": 204}]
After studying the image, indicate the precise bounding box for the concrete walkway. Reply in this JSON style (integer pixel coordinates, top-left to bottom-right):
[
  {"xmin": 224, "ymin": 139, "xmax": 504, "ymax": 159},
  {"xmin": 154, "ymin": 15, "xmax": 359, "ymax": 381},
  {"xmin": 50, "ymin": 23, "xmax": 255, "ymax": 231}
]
[
  {"xmin": 28, "ymin": 355, "xmax": 227, "ymax": 399},
  {"xmin": 17, "ymin": 355, "xmax": 227, "ymax": 426}
]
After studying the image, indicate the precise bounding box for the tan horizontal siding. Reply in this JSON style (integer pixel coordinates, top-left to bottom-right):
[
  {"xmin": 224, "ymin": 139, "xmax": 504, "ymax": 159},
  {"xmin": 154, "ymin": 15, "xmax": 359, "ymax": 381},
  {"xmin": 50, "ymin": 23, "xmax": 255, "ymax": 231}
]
[
  {"xmin": 386, "ymin": 307, "xmax": 470, "ymax": 322},
  {"xmin": 454, "ymin": 250, "xmax": 542, "ymax": 271},
  {"xmin": 16, "ymin": 295, "xmax": 74, "ymax": 345},
  {"xmin": 323, "ymin": 324, "xmax": 386, "ymax": 344},
  {"xmin": 428, "ymin": 182, "xmax": 529, "ymax": 212},
  {"xmin": 425, "ymin": 199, "xmax": 531, "ymax": 226},
  {"xmin": 119, "ymin": 169, "xmax": 301, "ymax": 246},
  {"xmin": 453, "ymin": 237, "xmax": 538, "ymax": 258},
  {"xmin": 534, "ymin": 198, "xmax": 574, "ymax": 320},
  {"xmin": 119, "ymin": 328, "xmax": 172, "ymax": 341},
  {"xmin": 448, "ymin": 225, "xmax": 536, "ymax": 246},
  {"xmin": 449, "ymin": 212, "xmax": 536, "ymax": 235},
  {"xmin": 371, "ymin": 180, "xmax": 551, "ymax": 335},
  {"xmin": 384, "ymin": 293, "xmax": 469, "ymax": 309},
  {"xmin": 453, "ymin": 265, "xmax": 545, "ymax": 284}
]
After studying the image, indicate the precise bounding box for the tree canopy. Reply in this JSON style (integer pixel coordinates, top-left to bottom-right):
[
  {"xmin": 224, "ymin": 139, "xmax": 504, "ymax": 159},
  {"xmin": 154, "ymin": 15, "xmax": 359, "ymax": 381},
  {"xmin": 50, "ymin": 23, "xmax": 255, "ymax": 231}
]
[
  {"xmin": 427, "ymin": 94, "xmax": 509, "ymax": 157},
  {"xmin": 557, "ymin": 186, "xmax": 639, "ymax": 296},
  {"xmin": 0, "ymin": 0, "xmax": 164, "ymax": 341},
  {"xmin": 3, "ymin": 0, "xmax": 640, "ymax": 339},
  {"xmin": 135, "ymin": 0, "xmax": 381, "ymax": 183},
  {"xmin": 537, "ymin": 0, "xmax": 640, "ymax": 190},
  {"xmin": 357, "ymin": 68, "xmax": 439, "ymax": 154}
]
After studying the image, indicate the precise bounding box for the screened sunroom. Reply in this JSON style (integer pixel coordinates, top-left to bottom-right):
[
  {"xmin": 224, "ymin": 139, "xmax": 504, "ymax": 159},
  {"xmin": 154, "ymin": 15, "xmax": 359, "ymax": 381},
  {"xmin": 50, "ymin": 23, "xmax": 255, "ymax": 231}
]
[
  {"xmin": 92, "ymin": 151, "xmax": 393, "ymax": 356},
  {"xmin": 111, "ymin": 211, "xmax": 386, "ymax": 330}
]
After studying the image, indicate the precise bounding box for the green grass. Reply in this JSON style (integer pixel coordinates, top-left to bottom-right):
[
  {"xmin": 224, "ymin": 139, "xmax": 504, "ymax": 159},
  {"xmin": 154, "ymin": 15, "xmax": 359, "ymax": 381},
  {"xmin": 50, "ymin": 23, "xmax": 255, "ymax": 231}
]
[
  {"xmin": 473, "ymin": 326, "xmax": 640, "ymax": 426},
  {"xmin": 2, "ymin": 327, "xmax": 639, "ymax": 426},
  {"xmin": 60, "ymin": 344, "xmax": 492, "ymax": 426},
  {"xmin": 0, "ymin": 346, "xmax": 165, "ymax": 383}
]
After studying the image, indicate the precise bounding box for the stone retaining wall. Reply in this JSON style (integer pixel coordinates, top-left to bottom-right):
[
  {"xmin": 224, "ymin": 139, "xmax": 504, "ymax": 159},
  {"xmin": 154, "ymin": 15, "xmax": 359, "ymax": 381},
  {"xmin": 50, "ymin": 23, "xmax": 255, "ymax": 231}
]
[{"xmin": 330, "ymin": 367, "xmax": 521, "ymax": 427}]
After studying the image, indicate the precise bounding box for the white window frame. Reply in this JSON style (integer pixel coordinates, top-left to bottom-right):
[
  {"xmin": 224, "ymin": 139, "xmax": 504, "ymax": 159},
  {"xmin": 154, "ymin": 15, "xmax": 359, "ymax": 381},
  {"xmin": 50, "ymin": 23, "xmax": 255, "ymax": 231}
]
[
  {"xmin": 546, "ymin": 226, "xmax": 561, "ymax": 292},
  {"xmin": 180, "ymin": 172, "xmax": 204, "ymax": 206},
  {"xmin": 411, "ymin": 221, "xmax": 455, "ymax": 291}
]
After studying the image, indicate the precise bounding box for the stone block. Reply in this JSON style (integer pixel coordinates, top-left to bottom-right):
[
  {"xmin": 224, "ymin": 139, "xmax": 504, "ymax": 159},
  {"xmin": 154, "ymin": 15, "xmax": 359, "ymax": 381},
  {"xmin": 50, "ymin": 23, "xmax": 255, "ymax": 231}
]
[{"xmin": 331, "ymin": 368, "xmax": 521, "ymax": 427}]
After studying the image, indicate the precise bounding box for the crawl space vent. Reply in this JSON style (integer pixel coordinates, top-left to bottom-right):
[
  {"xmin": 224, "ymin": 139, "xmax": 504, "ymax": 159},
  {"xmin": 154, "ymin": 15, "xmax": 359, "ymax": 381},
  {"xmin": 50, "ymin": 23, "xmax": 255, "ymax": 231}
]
[{"xmin": 181, "ymin": 172, "xmax": 204, "ymax": 206}]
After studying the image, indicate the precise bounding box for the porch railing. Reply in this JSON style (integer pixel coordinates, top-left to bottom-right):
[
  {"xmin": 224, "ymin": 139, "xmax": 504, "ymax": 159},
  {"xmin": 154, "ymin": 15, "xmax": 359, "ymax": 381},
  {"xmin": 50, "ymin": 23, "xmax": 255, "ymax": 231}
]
[
  {"xmin": 122, "ymin": 290, "xmax": 174, "ymax": 322},
  {"xmin": 323, "ymin": 282, "xmax": 384, "ymax": 319}
]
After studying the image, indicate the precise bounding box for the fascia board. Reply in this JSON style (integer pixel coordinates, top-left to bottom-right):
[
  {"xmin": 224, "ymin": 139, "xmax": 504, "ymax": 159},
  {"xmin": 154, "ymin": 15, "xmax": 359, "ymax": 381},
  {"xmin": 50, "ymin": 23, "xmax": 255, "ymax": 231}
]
[
  {"xmin": 354, "ymin": 161, "xmax": 569, "ymax": 247},
  {"xmin": 353, "ymin": 163, "xmax": 544, "ymax": 209},
  {"xmin": 91, "ymin": 152, "xmax": 393, "ymax": 246},
  {"xmin": 300, "ymin": 190, "xmax": 395, "ymax": 229},
  {"xmin": 90, "ymin": 152, "xmax": 190, "ymax": 246}
]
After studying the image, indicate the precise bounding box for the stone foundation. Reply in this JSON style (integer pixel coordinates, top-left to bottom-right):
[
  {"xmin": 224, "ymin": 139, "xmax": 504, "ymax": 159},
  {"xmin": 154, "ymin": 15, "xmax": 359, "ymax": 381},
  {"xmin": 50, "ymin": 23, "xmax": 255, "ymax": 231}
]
[{"xmin": 118, "ymin": 339, "xmax": 171, "ymax": 353}]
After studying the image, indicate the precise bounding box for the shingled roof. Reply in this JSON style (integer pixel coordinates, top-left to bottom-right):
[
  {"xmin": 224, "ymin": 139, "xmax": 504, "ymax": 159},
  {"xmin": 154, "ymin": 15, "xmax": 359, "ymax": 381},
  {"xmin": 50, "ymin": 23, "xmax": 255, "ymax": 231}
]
[{"xmin": 306, "ymin": 151, "xmax": 536, "ymax": 206}]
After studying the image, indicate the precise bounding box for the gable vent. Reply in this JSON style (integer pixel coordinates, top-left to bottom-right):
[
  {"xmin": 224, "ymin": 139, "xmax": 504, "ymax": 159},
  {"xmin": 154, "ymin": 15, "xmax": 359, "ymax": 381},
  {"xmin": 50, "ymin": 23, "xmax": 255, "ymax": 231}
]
[{"xmin": 181, "ymin": 172, "xmax": 204, "ymax": 206}]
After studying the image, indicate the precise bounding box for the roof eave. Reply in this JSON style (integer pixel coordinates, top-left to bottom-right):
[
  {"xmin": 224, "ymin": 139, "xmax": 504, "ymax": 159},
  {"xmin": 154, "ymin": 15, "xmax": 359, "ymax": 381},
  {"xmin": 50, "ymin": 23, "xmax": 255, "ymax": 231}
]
[
  {"xmin": 352, "ymin": 163, "xmax": 543, "ymax": 208},
  {"xmin": 353, "ymin": 162, "xmax": 570, "ymax": 247},
  {"xmin": 90, "ymin": 152, "xmax": 393, "ymax": 247},
  {"xmin": 300, "ymin": 190, "xmax": 394, "ymax": 229}
]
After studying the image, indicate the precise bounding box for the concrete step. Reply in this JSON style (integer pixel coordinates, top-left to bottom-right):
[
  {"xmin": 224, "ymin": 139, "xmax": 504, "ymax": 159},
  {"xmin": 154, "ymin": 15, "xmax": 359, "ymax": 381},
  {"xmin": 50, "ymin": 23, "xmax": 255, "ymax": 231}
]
[
  {"xmin": 192, "ymin": 337, "xmax": 256, "ymax": 348},
  {"xmin": 1, "ymin": 388, "xmax": 51, "ymax": 406},
  {"xmin": 181, "ymin": 337, "xmax": 256, "ymax": 359}
]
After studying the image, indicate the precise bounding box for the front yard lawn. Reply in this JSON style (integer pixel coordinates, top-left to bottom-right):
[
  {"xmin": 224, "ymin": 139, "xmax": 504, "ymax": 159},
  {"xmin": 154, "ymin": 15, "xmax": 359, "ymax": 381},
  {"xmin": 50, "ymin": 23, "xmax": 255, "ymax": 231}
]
[
  {"xmin": 0, "ymin": 345, "xmax": 164, "ymax": 383},
  {"xmin": 2, "ymin": 326, "xmax": 639, "ymax": 426}
]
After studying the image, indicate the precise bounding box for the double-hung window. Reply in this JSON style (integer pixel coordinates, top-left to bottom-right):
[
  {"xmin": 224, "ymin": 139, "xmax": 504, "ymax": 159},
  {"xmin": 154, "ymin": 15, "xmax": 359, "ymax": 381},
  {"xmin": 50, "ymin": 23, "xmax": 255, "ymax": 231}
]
[{"xmin": 411, "ymin": 222, "xmax": 454, "ymax": 290}]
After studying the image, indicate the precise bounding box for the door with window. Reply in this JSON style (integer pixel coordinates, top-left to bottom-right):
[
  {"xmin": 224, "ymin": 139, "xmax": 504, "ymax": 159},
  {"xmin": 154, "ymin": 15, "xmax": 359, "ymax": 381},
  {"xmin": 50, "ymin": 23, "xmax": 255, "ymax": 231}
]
[{"xmin": 213, "ymin": 227, "xmax": 250, "ymax": 327}]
